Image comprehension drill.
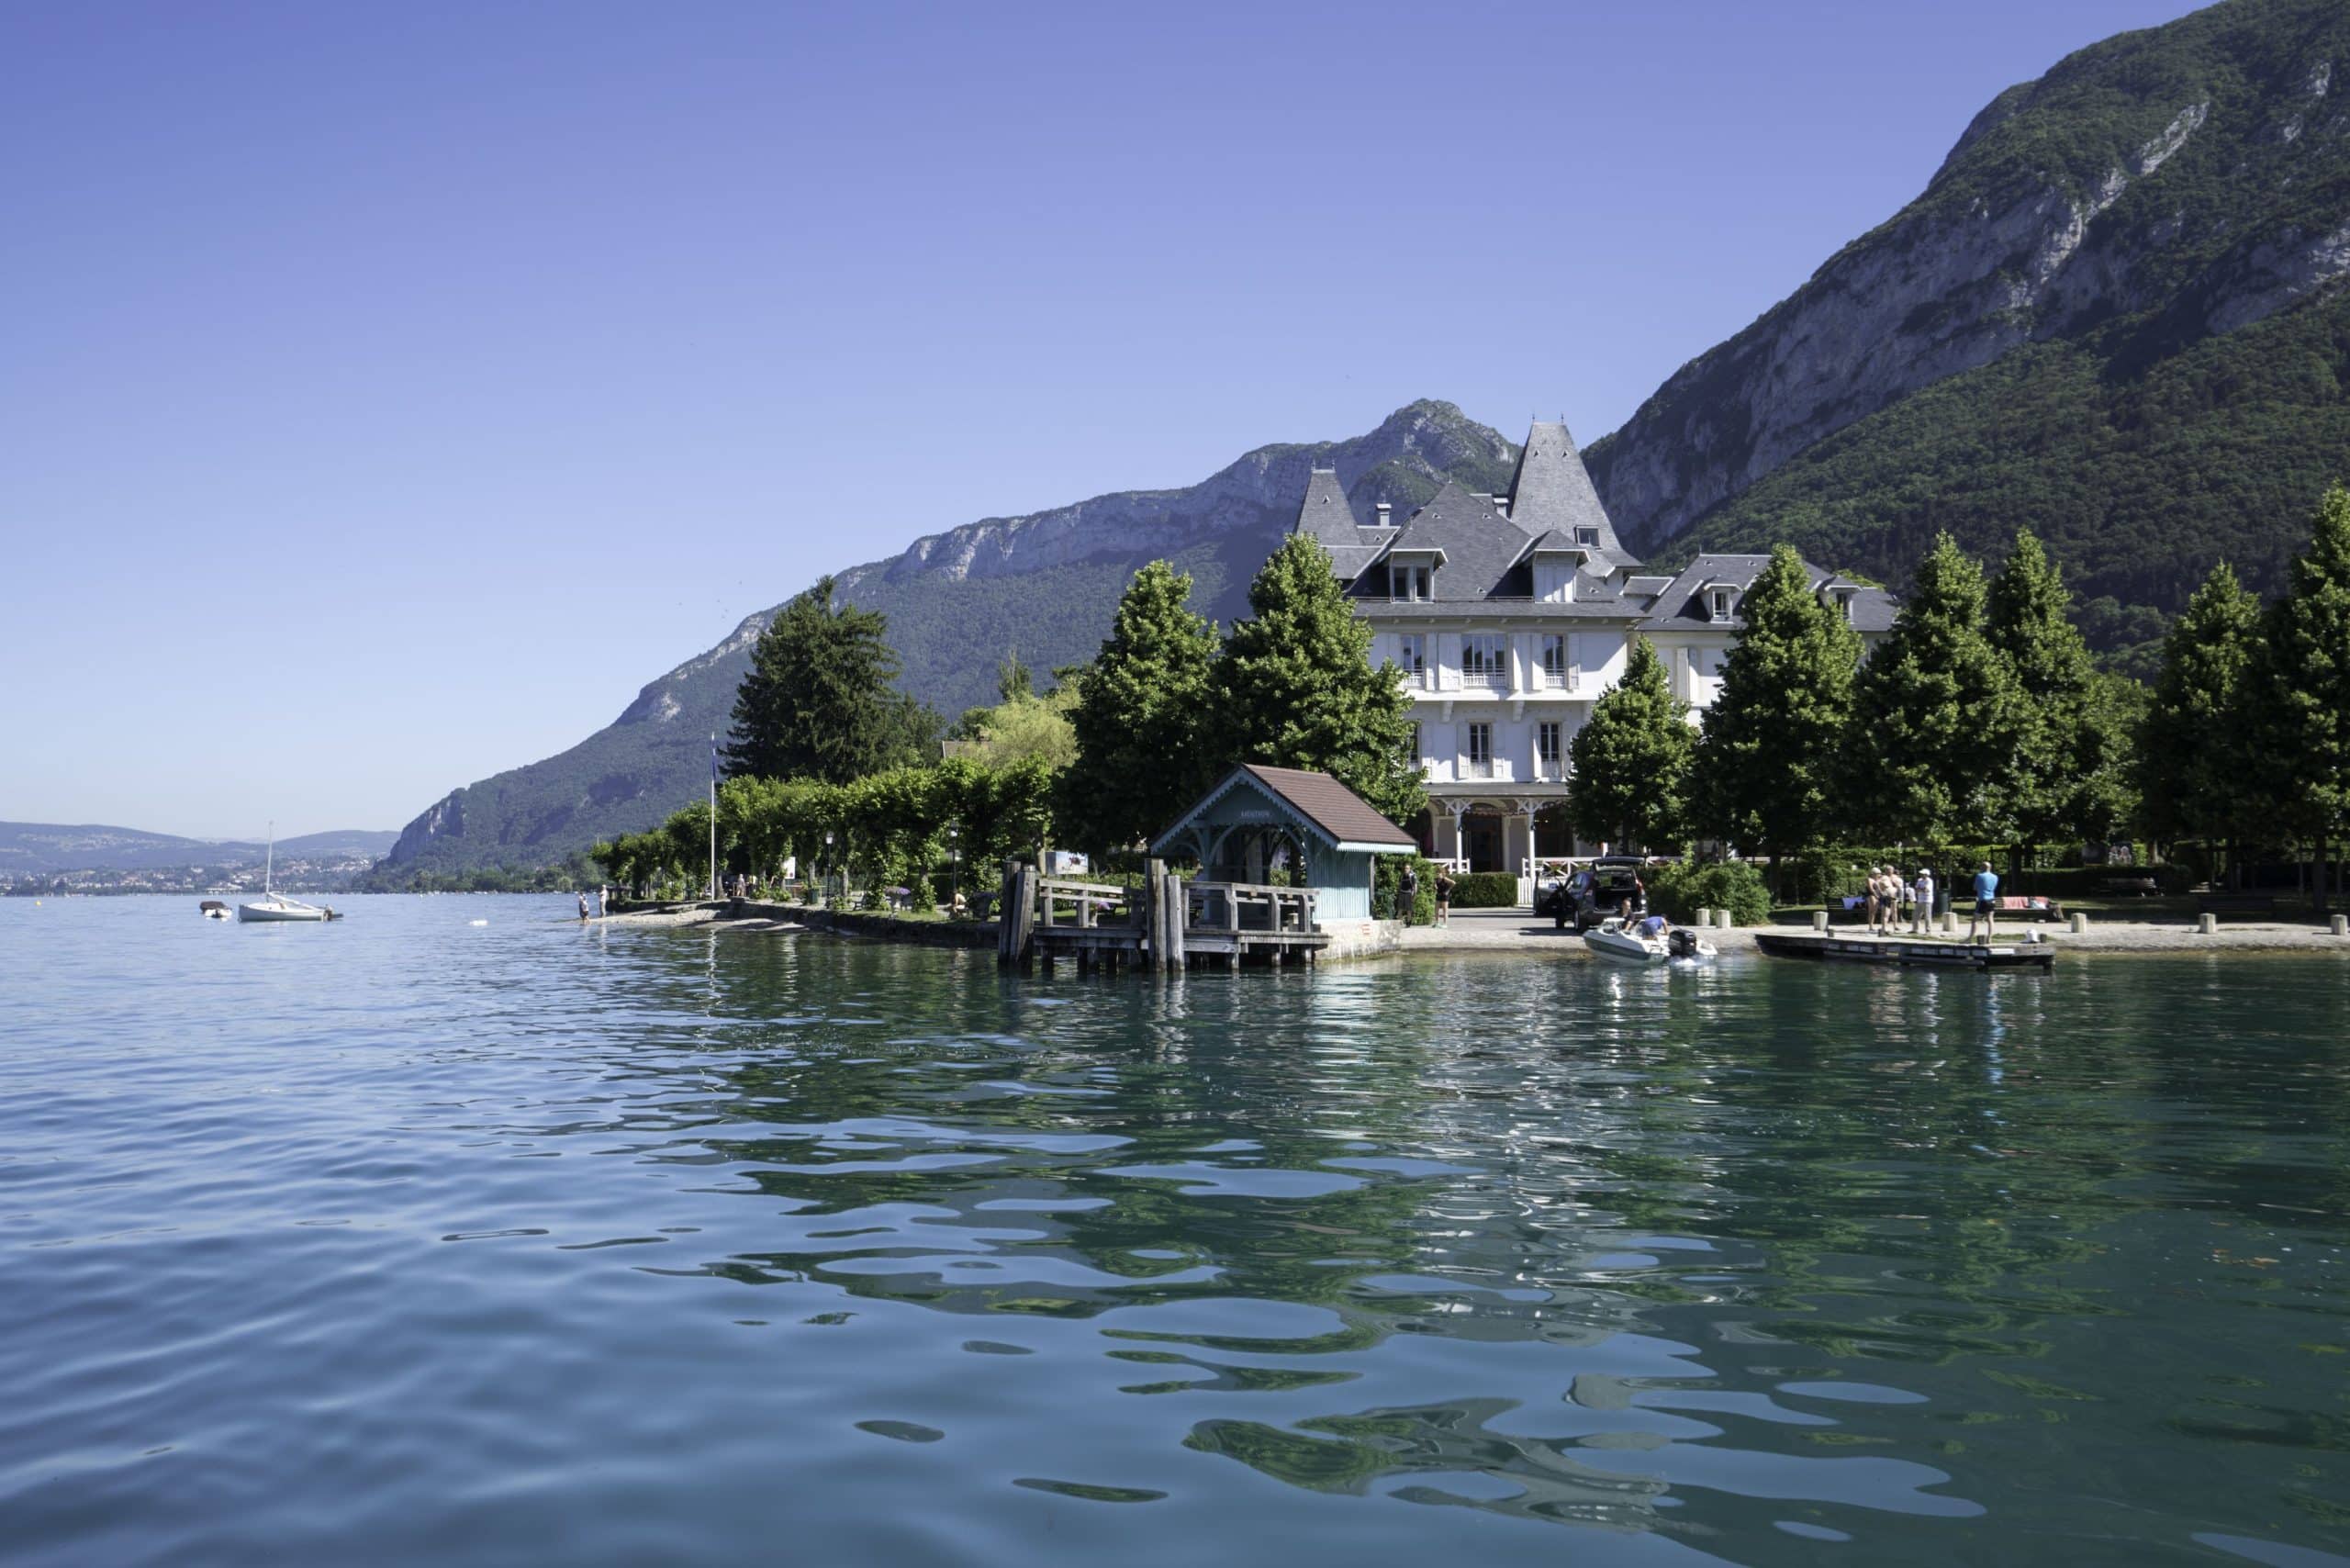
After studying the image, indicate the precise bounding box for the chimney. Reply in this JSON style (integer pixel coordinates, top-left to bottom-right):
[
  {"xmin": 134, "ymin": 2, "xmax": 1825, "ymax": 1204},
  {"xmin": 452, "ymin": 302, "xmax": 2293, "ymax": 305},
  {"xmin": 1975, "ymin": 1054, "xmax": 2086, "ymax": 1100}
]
[
  {"xmin": 1493, "ymin": 494, "xmax": 1510, "ymax": 517},
  {"xmin": 1375, "ymin": 502, "xmax": 1392, "ymax": 528}
]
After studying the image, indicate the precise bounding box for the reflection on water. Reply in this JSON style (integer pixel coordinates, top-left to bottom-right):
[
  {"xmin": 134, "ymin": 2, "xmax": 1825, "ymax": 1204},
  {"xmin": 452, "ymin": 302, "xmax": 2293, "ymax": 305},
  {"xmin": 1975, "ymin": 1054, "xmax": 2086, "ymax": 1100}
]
[{"xmin": 2, "ymin": 897, "xmax": 2347, "ymax": 1567}]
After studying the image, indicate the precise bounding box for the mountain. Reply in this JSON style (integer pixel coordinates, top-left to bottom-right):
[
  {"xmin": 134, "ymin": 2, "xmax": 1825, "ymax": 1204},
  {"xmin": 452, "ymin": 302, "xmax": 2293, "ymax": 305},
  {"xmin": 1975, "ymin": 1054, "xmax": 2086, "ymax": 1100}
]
[
  {"xmin": 371, "ymin": 401, "xmax": 1517, "ymax": 879},
  {"xmin": 1586, "ymin": 0, "xmax": 2350, "ymax": 657},
  {"xmin": 0, "ymin": 823, "xmax": 397, "ymax": 876}
]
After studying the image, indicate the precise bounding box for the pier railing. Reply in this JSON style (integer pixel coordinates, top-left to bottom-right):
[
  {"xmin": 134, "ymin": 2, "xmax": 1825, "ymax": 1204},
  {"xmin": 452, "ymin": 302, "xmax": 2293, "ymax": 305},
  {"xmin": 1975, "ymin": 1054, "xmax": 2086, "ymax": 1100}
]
[{"xmin": 995, "ymin": 860, "xmax": 1325, "ymax": 972}]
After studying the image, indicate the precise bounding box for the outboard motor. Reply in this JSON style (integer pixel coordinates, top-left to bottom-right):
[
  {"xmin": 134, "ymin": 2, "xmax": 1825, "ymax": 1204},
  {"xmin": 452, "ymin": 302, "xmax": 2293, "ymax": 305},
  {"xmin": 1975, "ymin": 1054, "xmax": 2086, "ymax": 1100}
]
[{"xmin": 1668, "ymin": 929, "xmax": 1703, "ymax": 959}]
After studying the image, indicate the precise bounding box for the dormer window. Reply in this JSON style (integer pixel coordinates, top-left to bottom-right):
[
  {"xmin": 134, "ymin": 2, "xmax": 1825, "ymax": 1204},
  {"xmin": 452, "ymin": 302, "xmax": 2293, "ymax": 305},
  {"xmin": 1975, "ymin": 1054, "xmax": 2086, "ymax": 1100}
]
[
  {"xmin": 1389, "ymin": 564, "xmax": 1432, "ymax": 601},
  {"xmin": 1574, "ymin": 526, "xmax": 1599, "ymax": 547},
  {"xmin": 1710, "ymin": 588, "xmax": 1734, "ymax": 619}
]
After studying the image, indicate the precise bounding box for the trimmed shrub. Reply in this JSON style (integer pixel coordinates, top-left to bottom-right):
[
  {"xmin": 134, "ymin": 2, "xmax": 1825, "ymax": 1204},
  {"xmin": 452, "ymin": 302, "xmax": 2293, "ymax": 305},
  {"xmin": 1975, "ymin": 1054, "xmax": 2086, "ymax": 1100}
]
[
  {"xmin": 1448, "ymin": 871, "xmax": 1520, "ymax": 909},
  {"xmin": 1648, "ymin": 859, "xmax": 1771, "ymax": 926}
]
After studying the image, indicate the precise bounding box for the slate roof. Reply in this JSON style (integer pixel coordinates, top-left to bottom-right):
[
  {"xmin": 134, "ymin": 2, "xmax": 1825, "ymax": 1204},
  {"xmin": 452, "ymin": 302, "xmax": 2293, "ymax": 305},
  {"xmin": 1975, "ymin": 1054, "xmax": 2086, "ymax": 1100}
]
[
  {"xmin": 1373, "ymin": 481, "xmax": 1543, "ymax": 600},
  {"xmin": 1152, "ymin": 764, "xmax": 1417, "ymax": 855},
  {"xmin": 1629, "ymin": 554, "xmax": 1899, "ymax": 634},
  {"xmin": 1505, "ymin": 421, "xmax": 1639, "ymax": 572}
]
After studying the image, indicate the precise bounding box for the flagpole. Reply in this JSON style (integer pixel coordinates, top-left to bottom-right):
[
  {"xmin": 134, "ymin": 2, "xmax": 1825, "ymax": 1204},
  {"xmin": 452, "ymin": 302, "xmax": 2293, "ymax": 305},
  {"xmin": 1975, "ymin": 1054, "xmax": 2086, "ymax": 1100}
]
[{"xmin": 708, "ymin": 734, "xmax": 719, "ymax": 901}]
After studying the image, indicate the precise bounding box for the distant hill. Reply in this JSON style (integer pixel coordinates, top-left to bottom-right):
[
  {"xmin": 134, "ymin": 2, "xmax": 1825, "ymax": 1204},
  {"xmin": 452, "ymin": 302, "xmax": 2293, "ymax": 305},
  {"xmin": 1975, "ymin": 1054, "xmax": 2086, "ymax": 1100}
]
[
  {"xmin": 0, "ymin": 823, "xmax": 397, "ymax": 876},
  {"xmin": 370, "ymin": 400, "xmax": 1518, "ymax": 880},
  {"xmin": 1587, "ymin": 0, "xmax": 2350, "ymax": 659}
]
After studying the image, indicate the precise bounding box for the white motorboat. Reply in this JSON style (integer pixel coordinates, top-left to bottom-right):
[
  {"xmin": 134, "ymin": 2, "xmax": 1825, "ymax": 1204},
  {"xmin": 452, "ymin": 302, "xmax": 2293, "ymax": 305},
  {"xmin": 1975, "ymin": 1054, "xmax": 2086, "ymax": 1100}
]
[
  {"xmin": 237, "ymin": 825, "xmax": 340, "ymax": 923},
  {"xmin": 1583, "ymin": 917, "xmax": 1715, "ymax": 965}
]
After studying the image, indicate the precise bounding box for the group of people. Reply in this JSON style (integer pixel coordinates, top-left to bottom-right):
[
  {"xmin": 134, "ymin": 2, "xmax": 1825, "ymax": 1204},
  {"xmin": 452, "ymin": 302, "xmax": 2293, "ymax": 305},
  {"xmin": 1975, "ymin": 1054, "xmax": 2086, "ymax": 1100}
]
[
  {"xmin": 1863, "ymin": 865, "xmax": 1934, "ymax": 936},
  {"xmin": 1863, "ymin": 860, "xmax": 2006, "ymax": 943},
  {"xmin": 1391, "ymin": 865, "xmax": 1458, "ymax": 925}
]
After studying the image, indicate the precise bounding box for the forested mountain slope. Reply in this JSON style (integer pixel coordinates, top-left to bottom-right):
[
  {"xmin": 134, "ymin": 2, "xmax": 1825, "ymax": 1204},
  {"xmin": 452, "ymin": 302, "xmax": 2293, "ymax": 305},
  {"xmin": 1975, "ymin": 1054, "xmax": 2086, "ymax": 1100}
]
[{"xmin": 1588, "ymin": 0, "xmax": 2350, "ymax": 643}]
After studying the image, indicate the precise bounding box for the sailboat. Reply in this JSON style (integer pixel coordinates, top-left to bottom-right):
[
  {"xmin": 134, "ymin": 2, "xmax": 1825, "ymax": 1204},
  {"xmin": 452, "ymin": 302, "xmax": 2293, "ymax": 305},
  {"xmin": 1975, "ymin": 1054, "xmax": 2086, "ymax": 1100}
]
[{"xmin": 238, "ymin": 824, "xmax": 340, "ymax": 923}]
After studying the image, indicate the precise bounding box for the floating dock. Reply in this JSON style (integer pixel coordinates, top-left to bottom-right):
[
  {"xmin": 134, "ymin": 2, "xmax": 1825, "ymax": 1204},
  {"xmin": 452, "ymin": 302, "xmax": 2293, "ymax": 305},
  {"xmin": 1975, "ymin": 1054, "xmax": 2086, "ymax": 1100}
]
[{"xmin": 1753, "ymin": 932, "xmax": 2054, "ymax": 971}]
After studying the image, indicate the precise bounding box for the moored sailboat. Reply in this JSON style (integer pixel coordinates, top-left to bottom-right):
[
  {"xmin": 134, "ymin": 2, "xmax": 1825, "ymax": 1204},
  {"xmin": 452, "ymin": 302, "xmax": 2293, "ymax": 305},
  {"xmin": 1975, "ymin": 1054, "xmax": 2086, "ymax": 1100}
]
[{"xmin": 238, "ymin": 825, "xmax": 340, "ymax": 923}]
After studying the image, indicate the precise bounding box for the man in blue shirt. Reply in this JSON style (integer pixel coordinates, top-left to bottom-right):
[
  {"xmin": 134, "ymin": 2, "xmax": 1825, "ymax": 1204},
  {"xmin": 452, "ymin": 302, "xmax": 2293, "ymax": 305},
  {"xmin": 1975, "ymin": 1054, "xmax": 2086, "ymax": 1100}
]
[{"xmin": 1965, "ymin": 860, "xmax": 2000, "ymax": 944}]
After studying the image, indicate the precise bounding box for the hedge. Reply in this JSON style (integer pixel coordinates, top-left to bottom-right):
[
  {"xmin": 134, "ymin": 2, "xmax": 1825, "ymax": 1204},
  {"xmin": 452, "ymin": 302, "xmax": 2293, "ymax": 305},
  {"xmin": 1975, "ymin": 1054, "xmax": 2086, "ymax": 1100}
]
[
  {"xmin": 1646, "ymin": 860, "xmax": 1771, "ymax": 926},
  {"xmin": 1446, "ymin": 871, "xmax": 1520, "ymax": 909},
  {"xmin": 1374, "ymin": 856, "xmax": 1438, "ymax": 924}
]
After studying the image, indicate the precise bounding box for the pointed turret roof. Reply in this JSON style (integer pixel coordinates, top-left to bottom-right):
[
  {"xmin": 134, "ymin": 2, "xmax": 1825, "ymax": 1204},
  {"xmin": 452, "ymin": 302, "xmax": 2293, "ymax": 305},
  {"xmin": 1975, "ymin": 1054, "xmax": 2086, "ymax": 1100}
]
[
  {"xmin": 1292, "ymin": 467, "xmax": 1389, "ymax": 583},
  {"xmin": 1504, "ymin": 420, "xmax": 1637, "ymax": 571}
]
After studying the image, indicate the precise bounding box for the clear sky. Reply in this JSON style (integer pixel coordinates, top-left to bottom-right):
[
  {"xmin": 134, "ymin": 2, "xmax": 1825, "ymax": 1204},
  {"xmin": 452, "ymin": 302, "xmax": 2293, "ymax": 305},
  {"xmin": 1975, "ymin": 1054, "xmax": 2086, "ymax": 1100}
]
[{"xmin": 3, "ymin": 0, "xmax": 2207, "ymax": 838}]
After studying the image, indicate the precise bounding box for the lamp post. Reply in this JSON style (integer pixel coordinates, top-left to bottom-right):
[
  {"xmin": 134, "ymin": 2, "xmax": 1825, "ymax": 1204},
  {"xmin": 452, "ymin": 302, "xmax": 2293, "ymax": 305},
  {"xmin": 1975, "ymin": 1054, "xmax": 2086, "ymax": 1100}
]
[{"xmin": 824, "ymin": 831, "xmax": 835, "ymax": 905}]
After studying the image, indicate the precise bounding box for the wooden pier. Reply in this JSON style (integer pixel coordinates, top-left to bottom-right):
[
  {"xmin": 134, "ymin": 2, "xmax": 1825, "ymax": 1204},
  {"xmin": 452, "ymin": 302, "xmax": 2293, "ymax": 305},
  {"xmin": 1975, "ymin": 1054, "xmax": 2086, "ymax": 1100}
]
[
  {"xmin": 995, "ymin": 858, "xmax": 1326, "ymax": 973},
  {"xmin": 1753, "ymin": 932, "xmax": 2054, "ymax": 971}
]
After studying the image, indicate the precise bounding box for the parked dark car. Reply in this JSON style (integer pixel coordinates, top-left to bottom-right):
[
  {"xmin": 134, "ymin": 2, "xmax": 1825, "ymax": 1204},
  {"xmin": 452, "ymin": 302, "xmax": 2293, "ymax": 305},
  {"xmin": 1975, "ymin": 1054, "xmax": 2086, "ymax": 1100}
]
[{"xmin": 1539, "ymin": 857, "xmax": 1648, "ymax": 931}]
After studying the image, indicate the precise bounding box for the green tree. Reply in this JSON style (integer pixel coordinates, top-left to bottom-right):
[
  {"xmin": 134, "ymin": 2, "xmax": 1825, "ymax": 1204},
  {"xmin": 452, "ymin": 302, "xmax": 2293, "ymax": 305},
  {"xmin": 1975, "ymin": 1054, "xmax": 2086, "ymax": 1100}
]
[
  {"xmin": 723, "ymin": 576, "xmax": 935, "ymax": 782},
  {"xmin": 1566, "ymin": 635, "xmax": 1694, "ymax": 851},
  {"xmin": 2136, "ymin": 561, "xmax": 2265, "ymax": 861},
  {"xmin": 1058, "ymin": 561, "xmax": 1222, "ymax": 852},
  {"xmin": 1688, "ymin": 545, "xmax": 1861, "ymax": 892},
  {"xmin": 1843, "ymin": 532, "xmax": 2028, "ymax": 846},
  {"xmin": 1213, "ymin": 536, "xmax": 1424, "ymax": 824},
  {"xmin": 2246, "ymin": 484, "xmax": 2350, "ymax": 908},
  {"xmin": 1986, "ymin": 531, "xmax": 2130, "ymax": 850}
]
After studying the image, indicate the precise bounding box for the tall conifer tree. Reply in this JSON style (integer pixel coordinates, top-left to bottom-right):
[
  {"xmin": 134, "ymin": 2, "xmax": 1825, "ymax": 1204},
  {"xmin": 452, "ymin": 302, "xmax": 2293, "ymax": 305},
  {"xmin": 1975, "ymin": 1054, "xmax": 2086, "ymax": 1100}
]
[
  {"xmin": 2247, "ymin": 484, "xmax": 2350, "ymax": 906},
  {"xmin": 1057, "ymin": 562, "xmax": 1220, "ymax": 852},
  {"xmin": 2137, "ymin": 561, "xmax": 2265, "ymax": 858},
  {"xmin": 1566, "ymin": 635, "xmax": 1695, "ymax": 851},
  {"xmin": 1214, "ymin": 535, "xmax": 1423, "ymax": 823},
  {"xmin": 723, "ymin": 576, "xmax": 934, "ymax": 782},
  {"xmin": 1844, "ymin": 532, "xmax": 2026, "ymax": 845},
  {"xmin": 1986, "ymin": 531, "xmax": 2132, "ymax": 848},
  {"xmin": 1688, "ymin": 545, "xmax": 1860, "ymax": 892}
]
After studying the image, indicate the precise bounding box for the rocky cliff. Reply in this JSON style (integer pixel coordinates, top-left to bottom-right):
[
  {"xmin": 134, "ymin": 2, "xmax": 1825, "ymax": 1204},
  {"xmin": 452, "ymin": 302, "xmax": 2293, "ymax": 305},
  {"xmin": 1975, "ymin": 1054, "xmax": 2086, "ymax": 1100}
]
[{"xmin": 1587, "ymin": 0, "xmax": 2350, "ymax": 558}]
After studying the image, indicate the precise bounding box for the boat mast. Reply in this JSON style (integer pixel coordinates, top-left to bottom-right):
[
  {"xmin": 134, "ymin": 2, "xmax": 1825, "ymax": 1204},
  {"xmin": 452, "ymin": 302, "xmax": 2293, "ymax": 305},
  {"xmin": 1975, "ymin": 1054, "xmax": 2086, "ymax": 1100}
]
[{"xmin": 264, "ymin": 821, "xmax": 274, "ymax": 898}]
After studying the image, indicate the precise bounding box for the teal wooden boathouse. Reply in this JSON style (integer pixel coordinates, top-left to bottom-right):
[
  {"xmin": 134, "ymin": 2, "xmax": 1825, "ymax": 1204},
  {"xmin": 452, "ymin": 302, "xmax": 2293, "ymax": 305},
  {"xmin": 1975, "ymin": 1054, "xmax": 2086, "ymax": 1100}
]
[{"xmin": 1151, "ymin": 764, "xmax": 1416, "ymax": 922}]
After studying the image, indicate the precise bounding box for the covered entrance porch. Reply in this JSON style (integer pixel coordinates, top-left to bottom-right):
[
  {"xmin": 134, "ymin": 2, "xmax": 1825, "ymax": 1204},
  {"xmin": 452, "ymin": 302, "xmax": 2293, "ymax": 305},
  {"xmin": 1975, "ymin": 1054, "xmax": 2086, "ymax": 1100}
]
[{"xmin": 1423, "ymin": 792, "xmax": 1588, "ymax": 902}]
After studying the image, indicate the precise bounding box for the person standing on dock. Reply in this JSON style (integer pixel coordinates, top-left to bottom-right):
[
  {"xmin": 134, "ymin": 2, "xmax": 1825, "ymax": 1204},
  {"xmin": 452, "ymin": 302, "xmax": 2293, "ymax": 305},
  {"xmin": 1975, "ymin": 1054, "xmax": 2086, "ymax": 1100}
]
[
  {"xmin": 1912, "ymin": 868, "xmax": 1935, "ymax": 935},
  {"xmin": 1966, "ymin": 861, "xmax": 1999, "ymax": 944},
  {"xmin": 1434, "ymin": 869, "xmax": 1454, "ymax": 925},
  {"xmin": 1395, "ymin": 864, "xmax": 1417, "ymax": 924}
]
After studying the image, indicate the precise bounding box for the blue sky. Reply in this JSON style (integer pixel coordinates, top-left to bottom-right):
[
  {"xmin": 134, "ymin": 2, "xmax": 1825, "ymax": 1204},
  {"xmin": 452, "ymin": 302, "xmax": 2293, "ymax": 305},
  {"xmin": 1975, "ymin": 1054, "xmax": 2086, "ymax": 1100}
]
[{"xmin": 3, "ymin": 0, "xmax": 2205, "ymax": 838}]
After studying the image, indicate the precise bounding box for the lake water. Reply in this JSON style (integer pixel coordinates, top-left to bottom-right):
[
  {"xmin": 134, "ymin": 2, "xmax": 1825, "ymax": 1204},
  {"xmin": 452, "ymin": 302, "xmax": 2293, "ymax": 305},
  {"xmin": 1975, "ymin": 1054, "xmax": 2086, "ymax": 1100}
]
[{"xmin": 3, "ymin": 895, "xmax": 2347, "ymax": 1566}]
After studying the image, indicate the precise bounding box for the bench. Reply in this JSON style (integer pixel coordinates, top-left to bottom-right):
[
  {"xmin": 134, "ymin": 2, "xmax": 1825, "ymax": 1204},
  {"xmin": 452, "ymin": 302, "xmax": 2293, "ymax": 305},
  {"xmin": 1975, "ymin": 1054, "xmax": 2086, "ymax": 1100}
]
[
  {"xmin": 2098, "ymin": 877, "xmax": 2160, "ymax": 897},
  {"xmin": 2196, "ymin": 893, "xmax": 2277, "ymax": 916},
  {"xmin": 1996, "ymin": 895, "xmax": 2064, "ymax": 922}
]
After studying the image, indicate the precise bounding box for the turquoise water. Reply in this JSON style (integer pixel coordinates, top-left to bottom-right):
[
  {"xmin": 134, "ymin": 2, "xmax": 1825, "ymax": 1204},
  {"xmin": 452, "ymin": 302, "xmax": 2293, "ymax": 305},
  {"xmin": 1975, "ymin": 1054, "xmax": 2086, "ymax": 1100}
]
[{"xmin": 3, "ymin": 896, "xmax": 2347, "ymax": 1566}]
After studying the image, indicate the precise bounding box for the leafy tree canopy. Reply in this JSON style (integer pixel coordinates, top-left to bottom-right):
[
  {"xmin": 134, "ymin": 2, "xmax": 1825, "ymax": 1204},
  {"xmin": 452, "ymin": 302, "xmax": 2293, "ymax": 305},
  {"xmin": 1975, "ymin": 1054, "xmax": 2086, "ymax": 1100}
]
[
  {"xmin": 1057, "ymin": 562, "xmax": 1221, "ymax": 853},
  {"xmin": 1213, "ymin": 536, "xmax": 1424, "ymax": 825},
  {"xmin": 1843, "ymin": 532, "xmax": 2028, "ymax": 845},
  {"xmin": 2248, "ymin": 483, "xmax": 2350, "ymax": 846},
  {"xmin": 1566, "ymin": 635, "xmax": 1695, "ymax": 852},
  {"xmin": 1688, "ymin": 544, "xmax": 1860, "ymax": 874},
  {"xmin": 2136, "ymin": 561, "xmax": 2266, "ymax": 846}
]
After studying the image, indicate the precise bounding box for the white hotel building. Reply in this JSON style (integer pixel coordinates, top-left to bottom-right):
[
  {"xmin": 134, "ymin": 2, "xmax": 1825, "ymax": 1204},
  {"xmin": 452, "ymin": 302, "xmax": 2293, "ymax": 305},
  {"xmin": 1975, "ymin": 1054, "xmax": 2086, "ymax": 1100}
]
[{"xmin": 1291, "ymin": 420, "xmax": 1897, "ymax": 885}]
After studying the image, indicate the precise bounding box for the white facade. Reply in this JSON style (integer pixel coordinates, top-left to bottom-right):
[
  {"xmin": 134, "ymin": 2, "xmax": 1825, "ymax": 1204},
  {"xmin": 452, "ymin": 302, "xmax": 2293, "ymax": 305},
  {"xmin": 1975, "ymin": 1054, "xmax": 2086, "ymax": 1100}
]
[{"xmin": 1292, "ymin": 421, "xmax": 1897, "ymax": 886}]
